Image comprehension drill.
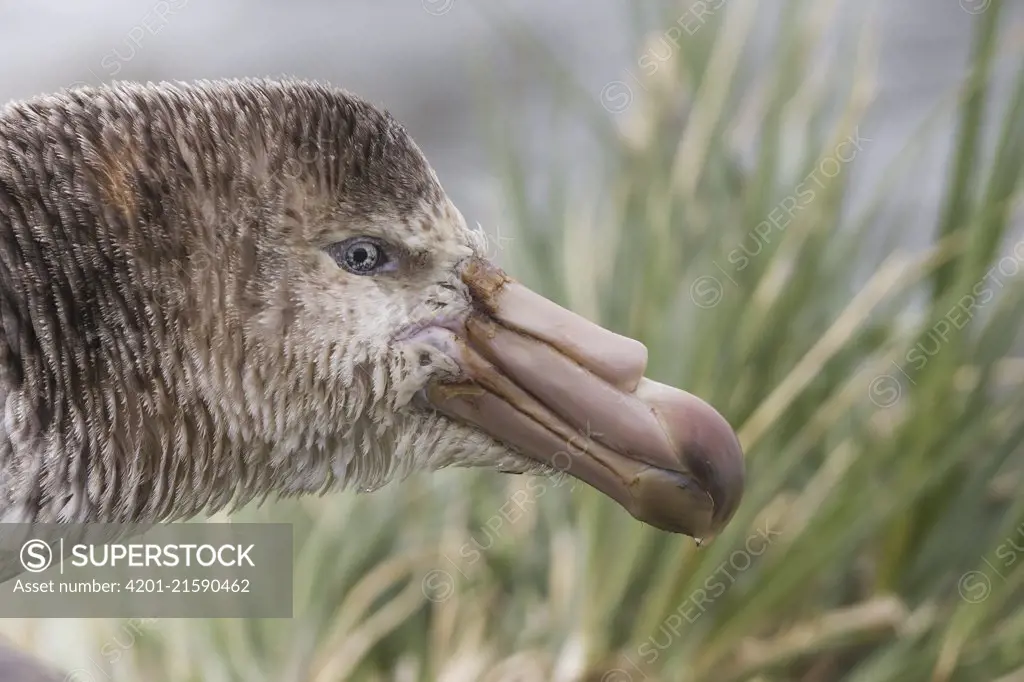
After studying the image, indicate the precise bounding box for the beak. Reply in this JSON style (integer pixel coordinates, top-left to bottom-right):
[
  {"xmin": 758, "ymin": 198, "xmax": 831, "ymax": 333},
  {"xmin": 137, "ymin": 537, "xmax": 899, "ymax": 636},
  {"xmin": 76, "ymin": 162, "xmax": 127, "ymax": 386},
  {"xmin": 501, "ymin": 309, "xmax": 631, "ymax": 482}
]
[{"xmin": 421, "ymin": 258, "xmax": 744, "ymax": 538}]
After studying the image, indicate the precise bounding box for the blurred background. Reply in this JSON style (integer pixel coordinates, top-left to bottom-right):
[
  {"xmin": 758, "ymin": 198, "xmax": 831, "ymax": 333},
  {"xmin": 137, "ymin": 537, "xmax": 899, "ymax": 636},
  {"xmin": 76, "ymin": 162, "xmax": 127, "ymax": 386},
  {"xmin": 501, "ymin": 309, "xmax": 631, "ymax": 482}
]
[{"xmin": 2, "ymin": 0, "xmax": 1023, "ymax": 680}]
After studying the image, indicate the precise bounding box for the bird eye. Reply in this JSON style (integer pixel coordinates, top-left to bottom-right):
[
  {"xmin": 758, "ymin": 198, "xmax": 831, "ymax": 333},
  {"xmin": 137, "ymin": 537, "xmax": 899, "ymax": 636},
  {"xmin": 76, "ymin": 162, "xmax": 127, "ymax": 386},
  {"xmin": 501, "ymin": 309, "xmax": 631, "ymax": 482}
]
[{"xmin": 327, "ymin": 238, "xmax": 390, "ymax": 275}]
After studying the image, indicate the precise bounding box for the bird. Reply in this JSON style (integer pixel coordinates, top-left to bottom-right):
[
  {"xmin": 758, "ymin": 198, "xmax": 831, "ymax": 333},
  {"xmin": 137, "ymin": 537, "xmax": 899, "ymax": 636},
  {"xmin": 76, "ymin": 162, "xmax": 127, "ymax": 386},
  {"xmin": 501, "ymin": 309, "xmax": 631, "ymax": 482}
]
[
  {"xmin": 0, "ymin": 73, "xmax": 745, "ymax": 675},
  {"xmin": 0, "ymin": 77, "xmax": 745, "ymax": 534},
  {"xmin": 0, "ymin": 80, "xmax": 744, "ymax": 673}
]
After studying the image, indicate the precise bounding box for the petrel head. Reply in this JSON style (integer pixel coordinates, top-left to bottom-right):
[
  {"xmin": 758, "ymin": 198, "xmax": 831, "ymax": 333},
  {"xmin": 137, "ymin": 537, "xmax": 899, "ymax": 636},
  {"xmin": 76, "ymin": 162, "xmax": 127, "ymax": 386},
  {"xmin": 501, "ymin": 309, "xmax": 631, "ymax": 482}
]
[{"xmin": 0, "ymin": 79, "xmax": 743, "ymax": 537}]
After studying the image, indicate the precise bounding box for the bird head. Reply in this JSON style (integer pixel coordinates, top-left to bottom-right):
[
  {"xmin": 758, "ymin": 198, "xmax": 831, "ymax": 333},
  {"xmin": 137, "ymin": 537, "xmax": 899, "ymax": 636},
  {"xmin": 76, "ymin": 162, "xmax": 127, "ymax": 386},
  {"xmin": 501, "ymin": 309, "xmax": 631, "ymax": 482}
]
[{"xmin": 0, "ymin": 79, "xmax": 743, "ymax": 538}]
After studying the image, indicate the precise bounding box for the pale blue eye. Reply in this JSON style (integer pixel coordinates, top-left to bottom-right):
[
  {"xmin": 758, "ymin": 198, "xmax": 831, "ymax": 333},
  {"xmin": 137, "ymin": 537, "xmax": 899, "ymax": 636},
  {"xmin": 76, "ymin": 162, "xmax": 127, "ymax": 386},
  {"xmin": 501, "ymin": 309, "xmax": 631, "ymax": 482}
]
[{"xmin": 327, "ymin": 238, "xmax": 390, "ymax": 275}]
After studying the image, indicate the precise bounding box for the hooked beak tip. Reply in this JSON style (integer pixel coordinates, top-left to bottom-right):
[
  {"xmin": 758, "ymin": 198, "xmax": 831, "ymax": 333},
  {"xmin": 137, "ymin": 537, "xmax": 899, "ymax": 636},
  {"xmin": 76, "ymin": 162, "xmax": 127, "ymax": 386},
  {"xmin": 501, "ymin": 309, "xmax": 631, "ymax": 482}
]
[
  {"xmin": 639, "ymin": 383, "xmax": 746, "ymax": 535},
  {"xmin": 586, "ymin": 379, "xmax": 744, "ymax": 538}
]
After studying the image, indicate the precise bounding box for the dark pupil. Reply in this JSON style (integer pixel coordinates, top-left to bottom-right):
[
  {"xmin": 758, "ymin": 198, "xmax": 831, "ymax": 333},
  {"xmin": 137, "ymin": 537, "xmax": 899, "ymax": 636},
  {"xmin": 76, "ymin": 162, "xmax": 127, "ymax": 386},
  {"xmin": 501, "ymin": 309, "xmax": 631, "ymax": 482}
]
[{"xmin": 347, "ymin": 244, "xmax": 376, "ymax": 270}]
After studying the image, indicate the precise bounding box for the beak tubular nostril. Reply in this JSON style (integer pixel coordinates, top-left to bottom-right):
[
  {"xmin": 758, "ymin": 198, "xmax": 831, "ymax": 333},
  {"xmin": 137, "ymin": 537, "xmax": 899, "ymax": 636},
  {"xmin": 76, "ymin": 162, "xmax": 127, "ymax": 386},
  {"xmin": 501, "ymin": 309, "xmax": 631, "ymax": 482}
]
[
  {"xmin": 461, "ymin": 257, "xmax": 649, "ymax": 392},
  {"xmin": 459, "ymin": 257, "xmax": 512, "ymax": 314}
]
